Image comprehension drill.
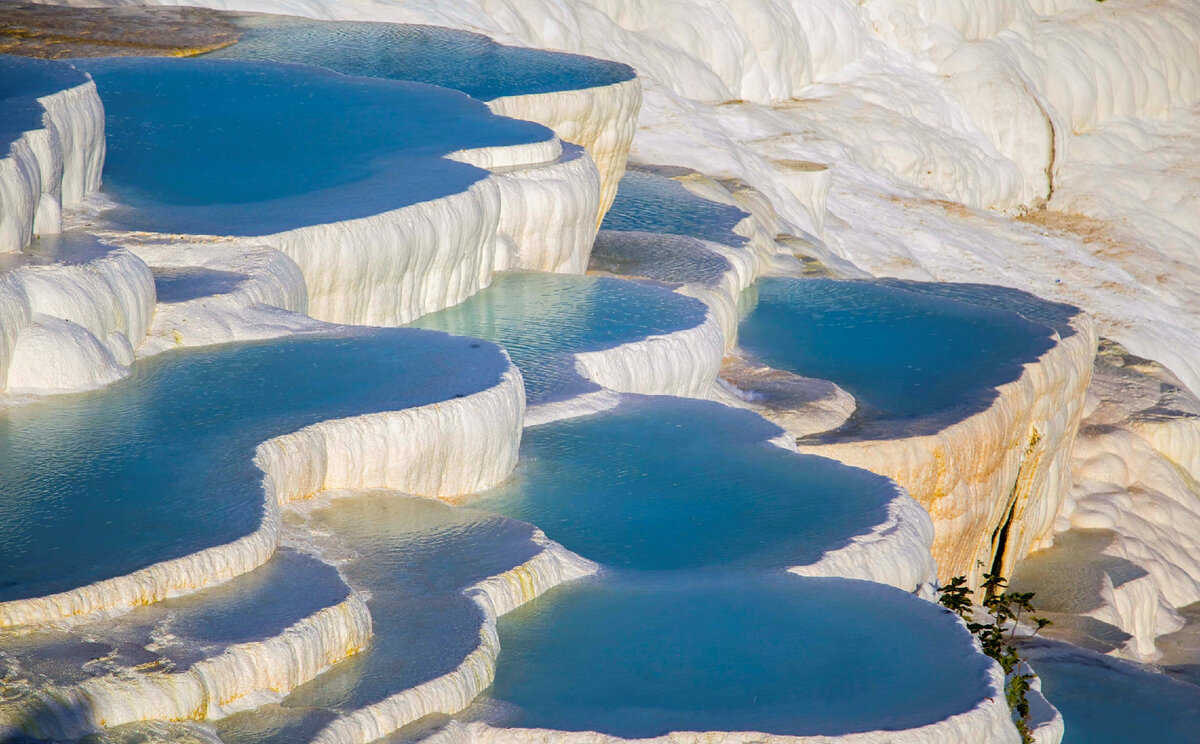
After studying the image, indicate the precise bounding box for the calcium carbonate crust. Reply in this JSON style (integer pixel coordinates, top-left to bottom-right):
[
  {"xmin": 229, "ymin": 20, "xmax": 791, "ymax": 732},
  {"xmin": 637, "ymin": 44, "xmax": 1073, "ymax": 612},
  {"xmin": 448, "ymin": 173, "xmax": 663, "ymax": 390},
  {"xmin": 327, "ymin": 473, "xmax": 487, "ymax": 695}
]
[
  {"xmin": 0, "ymin": 243, "xmax": 154, "ymax": 397},
  {"xmin": 0, "ymin": 359, "xmax": 526, "ymax": 628},
  {"xmin": 0, "ymin": 60, "xmax": 104, "ymax": 253},
  {"xmin": 8, "ymin": 595, "xmax": 373, "ymax": 740},
  {"xmin": 487, "ymin": 77, "xmax": 642, "ymax": 225}
]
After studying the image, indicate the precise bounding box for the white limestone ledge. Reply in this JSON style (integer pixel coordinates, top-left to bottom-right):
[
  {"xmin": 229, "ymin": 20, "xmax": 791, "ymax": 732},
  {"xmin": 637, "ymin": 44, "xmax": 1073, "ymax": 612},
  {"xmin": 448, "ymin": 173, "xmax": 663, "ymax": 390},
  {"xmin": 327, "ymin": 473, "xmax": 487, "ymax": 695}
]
[{"xmin": 0, "ymin": 56, "xmax": 104, "ymax": 254}]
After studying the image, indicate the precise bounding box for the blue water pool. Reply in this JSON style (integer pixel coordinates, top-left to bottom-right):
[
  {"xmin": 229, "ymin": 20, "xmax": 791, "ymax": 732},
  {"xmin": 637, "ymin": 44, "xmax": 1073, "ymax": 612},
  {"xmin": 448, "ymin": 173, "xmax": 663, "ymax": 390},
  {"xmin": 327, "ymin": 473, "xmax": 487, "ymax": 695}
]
[
  {"xmin": 738, "ymin": 277, "xmax": 1058, "ymax": 432},
  {"xmin": 408, "ymin": 273, "xmax": 709, "ymax": 405},
  {"xmin": 215, "ymin": 493, "xmax": 544, "ymax": 744},
  {"xmin": 0, "ymin": 330, "xmax": 510, "ymax": 604},
  {"xmin": 0, "ymin": 54, "xmax": 89, "ymax": 153},
  {"xmin": 1025, "ymin": 641, "xmax": 1200, "ymax": 744},
  {"xmin": 601, "ymin": 169, "xmax": 749, "ymax": 248},
  {"xmin": 488, "ymin": 573, "xmax": 994, "ymax": 738},
  {"xmin": 472, "ymin": 396, "xmax": 894, "ymax": 571},
  {"xmin": 0, "ymin": 232, "xmax": 117, "ymax": 273},
  {"xmin": 207, "ymin": 15, "xmax": 634, "ymax": 101},
  {"xmin": 70, "ymin": 57, "xmax": 551, "ymax": 236}
]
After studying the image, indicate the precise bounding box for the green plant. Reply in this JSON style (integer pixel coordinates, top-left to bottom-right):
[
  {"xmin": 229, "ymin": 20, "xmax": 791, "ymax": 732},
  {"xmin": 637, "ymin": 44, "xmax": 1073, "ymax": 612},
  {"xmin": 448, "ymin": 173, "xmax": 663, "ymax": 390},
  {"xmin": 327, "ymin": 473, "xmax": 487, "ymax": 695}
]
[{"xmin": 938, "ymin": 572, "xmax": 1052, "ymax": 744}]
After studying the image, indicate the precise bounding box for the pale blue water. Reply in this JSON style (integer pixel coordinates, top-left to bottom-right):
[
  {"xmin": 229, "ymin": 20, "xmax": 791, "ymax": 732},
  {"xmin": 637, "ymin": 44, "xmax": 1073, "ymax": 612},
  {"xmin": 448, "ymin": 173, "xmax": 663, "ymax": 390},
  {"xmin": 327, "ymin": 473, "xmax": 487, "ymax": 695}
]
[
  {"xmin": 473, "ymin": 396, "xmax": 894, "ymax": 571},
  {"xmin": 490, "ymin": 573, "xmax": 994, "ymax": 737},
  {"xmin": 601, "ymin": 169, "xmax": 750, "ymax": 247},
  {"xmin": 207, "ymin": 15, "xmax": 634, "ymax": 101},
  {"xmin": 738, "ymin": 277, "xmax": 1058, "ymax": 432},
  {"xmin": 0, "ymin": 54, "xmax": 89, "ymax": 153},
  {"xmin": 216, "ymin": 494, "xmax": 543, "ymax": 744},
  {"xmin": 70, "ymin": 57, "xmax": 551, "ymax": 236},
  {"xmin": 1025, "ymin": 642, "xmax": 1200, "ymax": 743},
  {"xmin": 0, "ymin": 330, "xmax": 510, "ymax": 603},
  {"xmin": 409, "ymin": 273, "xmax": 709, "ymax": 404}
]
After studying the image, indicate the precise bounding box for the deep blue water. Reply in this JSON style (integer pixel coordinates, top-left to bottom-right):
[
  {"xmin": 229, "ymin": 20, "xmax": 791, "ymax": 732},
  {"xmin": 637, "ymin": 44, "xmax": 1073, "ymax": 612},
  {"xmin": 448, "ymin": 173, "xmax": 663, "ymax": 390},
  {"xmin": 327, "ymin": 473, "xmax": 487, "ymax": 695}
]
[
  {"xmin": 0, "ymin": 330, "xmax": 510, "ymax": 602},
  {"xmin": 601, "ymin": 169, "xmax": 750, "ymax": 247},
  {"xmin": 71, "ymin": 57, "xmax": 551, "ymax": 235},
  {"xmin": 491, "ymin": 573, "xmax": 994, "ymax": 737},
  {"xmin": 207, "ymin": 15, "xmax": 634, "ymax": 101},
  {"xmin": 1025, "ymin": 642, "xmax": 1200, "ymax": 744},
  {"xmin": 473, "ymin": 396, "xmax": 894, "ymax": 571},
  {"xmin": 738, "ymin": 277, "xmax": 1058, "ymax": 431},
  {"xmin": 409, "ymin": 273, "xmax": 709, "ymax": 404}
]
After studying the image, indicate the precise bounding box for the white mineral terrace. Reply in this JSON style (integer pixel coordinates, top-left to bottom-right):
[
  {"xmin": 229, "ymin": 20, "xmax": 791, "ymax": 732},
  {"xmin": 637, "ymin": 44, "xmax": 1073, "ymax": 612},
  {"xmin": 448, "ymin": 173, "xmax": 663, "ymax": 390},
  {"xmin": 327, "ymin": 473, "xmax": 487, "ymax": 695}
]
[{"xmin": 2, "ymin": 0, "xmax": 1199, "ymax": 741}]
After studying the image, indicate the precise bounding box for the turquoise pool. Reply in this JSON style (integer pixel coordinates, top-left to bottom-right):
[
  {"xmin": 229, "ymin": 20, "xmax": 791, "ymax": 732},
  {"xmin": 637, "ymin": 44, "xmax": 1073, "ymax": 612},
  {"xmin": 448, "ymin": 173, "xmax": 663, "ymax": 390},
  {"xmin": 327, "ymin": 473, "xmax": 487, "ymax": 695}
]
[
  {"xmin": 0, "ymin": 330, "xmax": 510, "ymax": 603},
  {"xmin": 71, "ymin": 57, "xmax": 551, "ymax": 236},
  {"xmin": 488, "ymin": 573, "xmax": 994, "ymax": 737},
  {"xmin": 738, "ymin": 277, "xmax": 1058, "ymax": 432},
  {"xmin": 207, "ymin": 15, "xmax": 634, "ymax": 101},
  {"xmin": 472, "ymin": 395, "xmax": 895, "ymax": 571},
  {"xmin": 409, "ymin": 273, "xmax": 709, "ymax": 404},
  {"xmin": 216, "ymin": 493, "xmax": 544, "ymax": 744}
]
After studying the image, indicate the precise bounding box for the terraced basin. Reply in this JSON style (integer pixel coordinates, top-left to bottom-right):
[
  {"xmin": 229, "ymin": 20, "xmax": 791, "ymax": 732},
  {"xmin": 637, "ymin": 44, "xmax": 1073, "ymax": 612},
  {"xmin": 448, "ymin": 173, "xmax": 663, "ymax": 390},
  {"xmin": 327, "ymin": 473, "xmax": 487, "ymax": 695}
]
[
  {"xmin": 471, "ymin": 395, "xmax": 896, "ymax": 572},
  {"xmin": 214, "ymin": 493, "xmax": 553, "ymax": 744},
  {"xmin": 485, "ymin": 573, "xmax": 996, "ymax": 738},
  {"xmin": 738, "ymin": 277, "xmax": 1060, "ymax": 434},
  {"xmin": 206, "ymin": 14, "xmax": 634, "ymax": 101},
  {"xmin": 0, "ymin": 329, "xmax": 510, "ymax": 604},
  {"xmin": 70, "ymin": 57, "xmax": 552, "ymax": 236},
  {"xmin": 408, "ymin": 272, "xmax": 709, "ymax": 405}
]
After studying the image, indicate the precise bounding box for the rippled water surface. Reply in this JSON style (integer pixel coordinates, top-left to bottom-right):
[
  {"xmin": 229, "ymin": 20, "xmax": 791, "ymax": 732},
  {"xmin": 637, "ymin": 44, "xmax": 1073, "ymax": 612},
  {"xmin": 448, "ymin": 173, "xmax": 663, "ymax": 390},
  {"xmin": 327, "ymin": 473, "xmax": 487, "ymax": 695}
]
[
  {"xmin": 208, "ymin": 15, "xmax": 633, "ymax": 101},
  {"xmin": 601, "ymin": 169, "xmax": 750, "ymax": 247},
  {"xmin": 0, "ymin": 330, "xmax": 509, "ymax": 601},
  {"xmin": 409, "ymin": 273, "xmax": 708, "ymax": 404},
  {"xmin": 473, "ymin": 396, "xmax": 894, "ymax": 571}
]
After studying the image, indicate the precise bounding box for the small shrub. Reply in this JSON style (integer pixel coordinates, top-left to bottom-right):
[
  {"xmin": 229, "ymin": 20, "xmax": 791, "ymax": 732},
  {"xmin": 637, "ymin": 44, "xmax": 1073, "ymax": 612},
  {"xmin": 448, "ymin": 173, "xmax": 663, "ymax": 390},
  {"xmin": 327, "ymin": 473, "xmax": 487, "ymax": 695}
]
[{"xmin": 938, "ymin": 572, "xmax": 1051, "ymax": 744}]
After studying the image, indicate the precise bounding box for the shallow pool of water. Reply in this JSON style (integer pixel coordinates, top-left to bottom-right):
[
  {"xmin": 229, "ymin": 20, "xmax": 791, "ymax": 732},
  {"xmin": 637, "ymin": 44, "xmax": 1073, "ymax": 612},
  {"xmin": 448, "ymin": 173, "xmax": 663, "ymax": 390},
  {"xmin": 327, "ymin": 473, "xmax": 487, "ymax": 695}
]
[
  {"xmin": 1025, "ymin": 641, "xmax": 1200, "ymax": 744},
  {"xmin": 408, "ymin": 273, "xmax": 709, "ymax": 405},
  {"xmin": 207, "ymin": 15, "xmax": 633, "ymax": 101},
  {"xmin": 488, "ymin": 573, "xmax": 994, "ymax": 737},
  {"xmin": 216, "ymin": 493, "xmax": 543, "ymax": 744},
  {"xmin": 472, "ymin": 395, "xmax": 894, "ymax": 571},
  {"xmin": 601, "ymin": 169, "xmax": 749, "ymax": 248},
  {"xmin": 71, "ymin": 57, "xmax": 550, "ymax": 236},
  {"xmin": 738, "ymin": 277, "xmax": 1057, "ymax": 431},
  {"xmin": 0, "ymin": 330, "xmax": 510, "ymax": 603}
]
